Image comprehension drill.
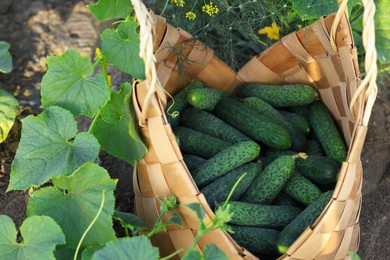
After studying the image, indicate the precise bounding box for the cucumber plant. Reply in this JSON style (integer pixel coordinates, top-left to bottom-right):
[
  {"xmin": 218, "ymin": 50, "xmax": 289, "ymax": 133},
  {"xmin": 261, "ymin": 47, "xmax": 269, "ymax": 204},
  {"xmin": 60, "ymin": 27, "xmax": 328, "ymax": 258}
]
[
  {"xmin": 3, "ymin": 0, "xmax": 234, "ymax": 258},
  {"xmin": 0, "ymin": 41, "xmax": 18, "ymax": 143}
]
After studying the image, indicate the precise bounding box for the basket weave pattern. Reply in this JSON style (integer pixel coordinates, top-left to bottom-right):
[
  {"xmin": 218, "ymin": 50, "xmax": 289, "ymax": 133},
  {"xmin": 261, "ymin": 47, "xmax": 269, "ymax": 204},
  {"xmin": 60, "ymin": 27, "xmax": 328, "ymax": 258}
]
[{"xmin": 130, "ymin": 0, "xmax": 378, "ymax": 259}]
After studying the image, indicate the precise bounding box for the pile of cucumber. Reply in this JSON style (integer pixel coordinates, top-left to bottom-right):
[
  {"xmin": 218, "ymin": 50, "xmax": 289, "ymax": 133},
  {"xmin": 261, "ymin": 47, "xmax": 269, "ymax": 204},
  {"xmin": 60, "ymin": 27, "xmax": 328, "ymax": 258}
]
[{"xmin": 166, "ymin": 82, "xmax": 347, "ymax": 257}]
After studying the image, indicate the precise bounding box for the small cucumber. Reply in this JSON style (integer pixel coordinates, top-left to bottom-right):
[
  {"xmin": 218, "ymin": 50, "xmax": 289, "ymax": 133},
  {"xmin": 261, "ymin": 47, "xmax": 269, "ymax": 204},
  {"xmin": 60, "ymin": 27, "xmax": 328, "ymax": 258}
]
[
  {"xmin": 183, "ymin": 154, "xmax": 207, "ymax": 171},
  {"xmin": 165, "ymin": 82, "xmax": 203, "ymax": 127},
  {"xmin": 273, "ymin": 191, "xmax": 296, "ymax": 207},
  {"xmin": 288, "ymin": 104, "xmax": 310, "ymax": 119},
  {"xmin": 187, "ymin": 88, "xmax": 229, "ymax": 110},
  {"xmin": 283, "ymin": 172, "xmax": 322, "ymax": 206},
  {"xmin": 238, "ymin": 84, "xmax": 319, "ymax": 107},
  {"xmin": 243, "ymin": 97, "xmax": 307, "ymax": 151},
  {"xmin": 241, "ymin": 155, "xmax": 295, "ymax": 204},
  {"xmin": 192, "ymin": 141, "xmax": 260, "ymax": 188},
  {"xmin": 279, "ymin": 110, "xmax": 311, "ymax": 136},
  {"xmin": 305, "ymin": 139, "xmax": 324, "ymax": 156},
  {"xmin": 295, "ymin": 155, "xmax": 340, "ymax": 185},
  {"xmin": 277, "ymin": 190, "xmax": 333, "ymax": 254},
  {"xmin": 181, "ymin": 107, "xmax": 251, "ymax": 144},
  {"xmin": 215, "ymin": 98, "xmax": 291, "ymax": 150},
  {"xmin": 173, "ymin": 127, "xmax": 230, "ymax": 158},
  {"xmin": 309, "ymin": 102, "xmax": 347, "ymax": 163},
  {"xmin": 201, "ymin": 163, "xmax": 261, "ymax": 205},
  {"xmin": 230, "ymin": 225, "xmax": 280, "ymax": 256},
  {"xmin": 227, "ymin": 201, "xmax": 302, "ymax": 229}
]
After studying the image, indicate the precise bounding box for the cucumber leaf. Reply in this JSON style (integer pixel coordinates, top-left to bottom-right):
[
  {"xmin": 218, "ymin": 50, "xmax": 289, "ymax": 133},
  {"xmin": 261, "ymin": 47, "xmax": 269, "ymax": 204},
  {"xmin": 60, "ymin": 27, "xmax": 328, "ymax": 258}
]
[
  {"xmin": 92, "ymin": 237, "xmax": 159, "ymax": 260},
  {"xmin": 0, "ymin": 215, "xmax": 65, "ymax": 260},
  {"xmin": 8, "ymin": 106, "xmax": 100, "ymax": 191},
  {"xmin": 183, "ymin": 250, "xmax": 202, "ymax": 260},
  {"xmin": 0, "ymin": 41, "xmax": 12, "ymax": 73},
  {"xmin": 203, "ymin": 244, "xmax": 228, "ymax": 260},
  {"xmin": 0, "ymin": 89, "xmax": 18, "ymax": 143},
  {"xmin": 113, "ymin": 210, "xmax": 147, "ymax": 232},
  {"xmin": 41, "ymin": 49, "xmax": 110, "ymax": 117},
  {"xmin": 27, "ymin": 163, "xmax": 117, "ymax": 250},
  {"xmin": 375, "ymin": 0, "xmax": 390, "ymax": 64},
  {"xmin": 101, "ymin": 21, "xmax": 145, "ymax": 79},
  {"xmin": 88, "ymin": 0, "xmax": 133, "ymax": 22},
  {"xmin": 90, "ymin": 82, "xmax": 147, "ymax": 165}
]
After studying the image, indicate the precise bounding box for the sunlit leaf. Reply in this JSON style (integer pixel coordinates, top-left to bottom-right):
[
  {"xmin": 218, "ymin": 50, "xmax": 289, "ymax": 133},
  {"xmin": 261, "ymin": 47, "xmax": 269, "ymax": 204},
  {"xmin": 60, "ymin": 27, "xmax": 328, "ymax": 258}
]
[
  {"xmin": 88, "ymin": 0, "xmax": 133, "ymax": 22},
  {"xmin": 0, "ymin": 41, "xmax": 12, "ymax": 73},
  {"xmin": 8, "ymin": 106, "xmax": 100, "ymax": 191},
  {"xmin": 0, "ymin": 89, "xmax": 18, "ymax": 143}
]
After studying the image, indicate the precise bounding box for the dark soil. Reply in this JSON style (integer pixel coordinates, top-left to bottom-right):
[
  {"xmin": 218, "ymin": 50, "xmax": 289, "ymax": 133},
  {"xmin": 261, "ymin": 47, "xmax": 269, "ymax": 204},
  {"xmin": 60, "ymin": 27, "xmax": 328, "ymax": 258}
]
[{"xmin": 0, "ymin": 0, "xmax": 389, "ymax": 258}]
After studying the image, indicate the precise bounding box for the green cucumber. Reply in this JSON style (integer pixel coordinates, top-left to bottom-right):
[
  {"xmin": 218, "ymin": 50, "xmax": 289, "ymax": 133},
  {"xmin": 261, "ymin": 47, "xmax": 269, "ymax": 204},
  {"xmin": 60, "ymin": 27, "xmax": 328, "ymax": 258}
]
[
  {"xmin": 183, "ymin": 154, "xmax": 207, "ymax": 171},
  {"xmin": 273, "ymin": 191, "xmax": 296, "ymax": 207},
  {"xmin": 295, "ymin": 155, "xmax": 340, "ymax": 185},
  {"xmin": 230, "ymin": 225, "xmax": 280, "ymax": 255},
  {"xmin": 165, "ymin": 82, "xmax": 203, "ymax": 127},
  {"xmin": 201, "ymin": 163, "xmax": 261, "ymax": 205},
  {"xmin": 187, "ymin": 87, "xmax": 229, "ymax": 110},
  {"xmin": 181, "ymin": 107, "xmax": 251, "ymax": 144},
  {"xmin": 173, "ymin": 127, "xmax": 230, "ymax": 158},
  {"xmin": 264, "ymin": 150, "xmax": 340, "ymax": 185},
  {"xmin": 238, "ymin": 84, "xmax": 319, "ymax": 107},
  {"xmin": 214, "ymin": 98, "xmax": 291, "ymax": 150},
  {"xmin": 227, "ymin": 201, "xmax": 302, "ymax": 229},
  {"xmin": 288, "ymin": 105, "xmax": 310, "ymax": 119},
  {"xmin": 241, "ymin": 155, "xmax": 295, "ymax": 204},
  {"xmin": 309, "ymin": 102, "xmax": 347, "ymax": 163},
  {"xmin": 283, "ymin": 172, "xmax": 322, "ymax": 206},
  {"xmin": 193, "ymin": 141, "xmax": 260, "ymax": 188},
  {"xmin": 279, "ymin": 110, "xmax": 311, "ymax": 136},
  {"xmin": 305, "ymin": 139, "xmax": 324, "ymax": 156},
  {"xmin": 277, "ymin": 190, "xmax": 333, "ymax": 254},
  {"xmin": 243, "ymin": 97, "xmax": 307, "ymax": 151}
]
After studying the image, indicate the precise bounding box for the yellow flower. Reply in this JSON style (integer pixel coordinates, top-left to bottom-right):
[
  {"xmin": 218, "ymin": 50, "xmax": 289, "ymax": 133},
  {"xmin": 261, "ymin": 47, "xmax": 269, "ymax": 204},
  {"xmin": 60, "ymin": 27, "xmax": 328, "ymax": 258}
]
[
  {"xmin": 258, "ymin": 22, "xmax": 280, "ymax": 40},
  {"xmin": 186, "ymin": 11, "xmax": 197, "ymax": 20},
  {"xmin": 171, "ymin": 0, "xmax": 185, "ymax": 7},
  {"xmin": 202, "ymin": 2, "xmax": 219, "ymax": 16}
]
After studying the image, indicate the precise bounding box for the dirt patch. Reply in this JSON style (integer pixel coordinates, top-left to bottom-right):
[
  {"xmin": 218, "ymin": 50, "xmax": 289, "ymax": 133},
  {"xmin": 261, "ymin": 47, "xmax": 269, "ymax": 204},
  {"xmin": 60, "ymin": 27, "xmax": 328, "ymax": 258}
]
[{"xmin": 0, "ymin": 0, "xmax": 389, "ymax": 258}]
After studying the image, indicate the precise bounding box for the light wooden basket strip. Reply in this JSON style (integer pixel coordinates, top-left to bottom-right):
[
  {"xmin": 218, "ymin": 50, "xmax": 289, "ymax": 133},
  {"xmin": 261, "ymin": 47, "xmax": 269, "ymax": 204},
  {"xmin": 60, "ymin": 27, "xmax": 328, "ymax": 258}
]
[{"xmin": 130, "ymin": 0, "xmax": 378, "ymax": 258}]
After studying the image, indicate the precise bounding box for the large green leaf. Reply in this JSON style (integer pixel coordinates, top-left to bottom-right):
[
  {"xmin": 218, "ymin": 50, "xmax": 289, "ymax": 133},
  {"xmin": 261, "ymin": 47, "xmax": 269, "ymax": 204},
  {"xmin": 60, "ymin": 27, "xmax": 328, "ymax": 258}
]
[
  {"xmin": 27, "ymin": 163, "xmax": 117, "ymax": 251},
  {"xmin": 0, "ymin": 215, "xmax": 65, "ymax": 260},
  {"xmin": 92, "ymin": 237, "xmax": 159, "ymax": 260},
  {"xmin": 41, "ymin": 49, "xmax": 110, "ymax": 117},
  {"xmin": 88, "ymin": 0, "xmax": 133, "ymax": 22},
  {"xmin": 0, "ymin": 41, "xmax": 12, "ymax": 73},
  {"xmin": 0, "ymin": 89, "xmax": 18, "ymax": 143},
  {"xmin": 101, "ymin": 21, "xmax": 145, "ymax": 79},
  {"xmin": 203, "ymin": 244, "xmax": 228, "ymax": 260},
  {"xmin": 375, "ymin": 0, "xmax": 390, "ymax": 64},
  {"xmin": 8, "ymin": 106, "xmax": 100, "ymax": 191},
  {"xmin": 90, "ymin": 82, "xmax": 147, "ymax": 165}
]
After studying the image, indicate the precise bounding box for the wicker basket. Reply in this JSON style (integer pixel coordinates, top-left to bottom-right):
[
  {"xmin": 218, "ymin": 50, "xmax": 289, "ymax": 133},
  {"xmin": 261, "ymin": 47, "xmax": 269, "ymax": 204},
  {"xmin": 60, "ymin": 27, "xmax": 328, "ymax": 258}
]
[{"xmin": 130, "ymin": 0, "xmax": 378, "ymax": 259}]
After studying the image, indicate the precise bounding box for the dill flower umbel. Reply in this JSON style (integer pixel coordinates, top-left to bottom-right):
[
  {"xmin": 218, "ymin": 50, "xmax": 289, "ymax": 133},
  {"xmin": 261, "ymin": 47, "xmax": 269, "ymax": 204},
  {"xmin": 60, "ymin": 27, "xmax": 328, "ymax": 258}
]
[
  {"xmin": 202, "ymin": 2, "xmax": 219, "ymax": 16},
  {"xmin": 186, "ymin": 11, "xmax": 197, "ymax": 20},
  {"xmin": 258, "ymin": 22, "xmax": 280, "ymax": 40},
  {"xmin": 171, "ymin": 0, "xmax": 185, "ymax": 8}
]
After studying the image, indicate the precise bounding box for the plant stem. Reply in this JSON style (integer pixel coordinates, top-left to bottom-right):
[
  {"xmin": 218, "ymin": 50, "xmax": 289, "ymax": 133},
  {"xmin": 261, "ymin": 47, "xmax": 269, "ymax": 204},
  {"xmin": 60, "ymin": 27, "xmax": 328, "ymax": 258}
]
[
  {"xmin": 160, "ymin": 249, "xmax": 184, "ymax": 260},
  {"xmin": 73, "ymin": 190, "xmax": 106, "ymax": 260}
]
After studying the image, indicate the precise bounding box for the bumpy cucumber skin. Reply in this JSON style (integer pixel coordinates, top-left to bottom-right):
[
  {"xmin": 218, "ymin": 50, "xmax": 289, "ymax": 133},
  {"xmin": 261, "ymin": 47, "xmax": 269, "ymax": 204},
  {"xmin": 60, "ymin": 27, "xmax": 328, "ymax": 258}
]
[
  {"xmin": 181, "ymin": 107, "xmax": 251, "ymax": 144},
  {"xmin": 173, "ymin": 127, "xmax": 230, "ymax": 158},
  {"xmin": 215, "ymin": 98, "xmax": 291, "ymax": 150},
  {"xmin": 165, "ymin": 82, "xmax": 203, "ymax": 127},
  {"xmin": 187, "ymin": 88, "xmax": 228, "ymax": 110},
  {"xmin": 277, "ymin": 190, "xmax": 333, "ymax": 254},
  {"xmin": 238, "ymin": 84, "xmax": 319, "ymax": 107},
  {"xmin": 201, "ymin": 163, "xmax": 261, "ymax": 205},
  {"xmin": 230, "ymin": 225, "xmax": 280, "ymax": 255},
  {"xmin": 241, "ymin": 155, "xmax": 295, "ymax": 204},
  {"xmin": 283, "ymin": 172, "xmax": 322, "ymax": 206},
  {"xmin": 296, "ymin": 155, "xmax": 340, "ymax": 185},
  {"xmin": 193, "ymin": 141, "xmax": 260, "ymax": 188},
  {"xmin": 309, "ymin": 102, "xmax": 347, "ymax": 163},
  {"xmin": 183, "ymin": 154, "xmax": 207, "ymax": 171},
  {"xmin": 279, "ymin": 110, "xmax": 311, "ymax": 136},
  {"xmin": 228, "ymin": 201, "xmax": 302, "ymax": 229},
  {"xmin": 243, "ymin": 97, "xmax": 307, "ymax": 151}
]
